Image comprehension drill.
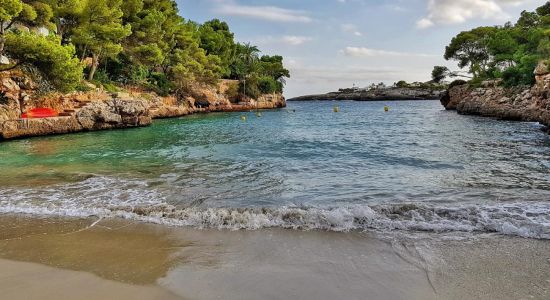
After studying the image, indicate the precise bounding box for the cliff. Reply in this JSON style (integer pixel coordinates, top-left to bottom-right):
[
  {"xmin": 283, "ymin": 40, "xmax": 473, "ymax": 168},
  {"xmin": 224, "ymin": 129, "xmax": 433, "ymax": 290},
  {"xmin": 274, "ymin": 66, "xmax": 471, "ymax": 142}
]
[
  {"xmin": 0, "ymin": 75, "xmax": 285, "ymax": 140},
  {"xmin": 440, "ymin": 62, "xmax": 550, "ymax": 131},
  {"xmin": 288, "ymin": 86, "xmax": 445, "ymax": 101}
]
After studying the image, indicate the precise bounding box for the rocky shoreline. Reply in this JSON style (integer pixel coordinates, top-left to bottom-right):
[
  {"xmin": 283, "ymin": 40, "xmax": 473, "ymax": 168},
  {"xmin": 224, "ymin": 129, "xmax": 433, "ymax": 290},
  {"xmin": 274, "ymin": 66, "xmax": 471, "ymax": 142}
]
[
  {"xmin": 440, "ymin": 62, "xmax": 550, "ymax": 131},
  {"xmin": 0, "ymin": 75, "xmax": 285, "ymax": 140},
  {"xmin": 288, "ymin": 86, "xmax": 445, "ymax": 101}
]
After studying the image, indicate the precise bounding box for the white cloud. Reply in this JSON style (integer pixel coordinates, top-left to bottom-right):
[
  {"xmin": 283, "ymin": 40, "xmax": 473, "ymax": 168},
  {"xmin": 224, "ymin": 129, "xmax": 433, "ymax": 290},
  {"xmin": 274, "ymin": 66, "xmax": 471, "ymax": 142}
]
[
  {"xmin": 416, "ymin": 18, "xmax": 434, "ymax": 29},
  {"xmin": 417, "ymin": 0, "xmax": 529, "ymax": 29},
  {"xmin": 341, "ymin": 47, "xmax": 436, "ymax": 58},
  {"xmin": 251, "ymin": 35, "xmax": 313, "ymax": 46},
  {"xmin": 215, "ymin": 3, "xmax": 312, "ymax": 23},
  {"xmin": 281, "ymin": 36, "xmax": 313, "ymax": 46},
  {"xmin": 341, "ymin": 24, "xmax": 363, "ymax": 36}
]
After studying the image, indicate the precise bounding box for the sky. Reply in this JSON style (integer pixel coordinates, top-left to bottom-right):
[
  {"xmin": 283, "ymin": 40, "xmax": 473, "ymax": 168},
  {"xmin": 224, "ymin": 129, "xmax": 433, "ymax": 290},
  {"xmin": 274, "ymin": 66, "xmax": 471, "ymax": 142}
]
[{"xmin": 178, "ymin": 0, "xmax": 545, "ymax": 97}]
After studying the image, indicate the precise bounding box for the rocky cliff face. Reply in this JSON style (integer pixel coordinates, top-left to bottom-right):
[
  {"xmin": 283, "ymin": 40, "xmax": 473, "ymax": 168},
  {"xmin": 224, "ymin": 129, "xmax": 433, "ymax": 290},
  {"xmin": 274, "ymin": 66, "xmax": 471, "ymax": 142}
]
[
  {"xmin": 441, "ymin": 62, "xmax": 550, "ymax": 131},
  {"xmin": 289, "ymin": 87, "xmax": 444, "ymax": 101},
  {"xmin": 0, "ymin": 75, "xmax": 285, "ymax": 140},
  {"xmin": 1, "ymin": 97, "xmax": 152, "ymax": 140}
]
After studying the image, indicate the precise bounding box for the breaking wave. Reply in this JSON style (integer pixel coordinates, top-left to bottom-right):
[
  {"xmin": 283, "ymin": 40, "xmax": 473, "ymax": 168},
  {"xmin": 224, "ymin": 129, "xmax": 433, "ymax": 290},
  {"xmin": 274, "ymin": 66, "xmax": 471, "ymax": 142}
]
[{"xmin": 0, "ymin": 177, "xmax": 549, "ymax": 239}]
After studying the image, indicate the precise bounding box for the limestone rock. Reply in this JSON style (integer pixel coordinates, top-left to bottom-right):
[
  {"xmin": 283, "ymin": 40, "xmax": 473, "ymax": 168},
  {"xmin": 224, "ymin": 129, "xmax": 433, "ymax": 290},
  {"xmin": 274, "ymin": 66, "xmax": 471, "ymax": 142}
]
[
  {"xmin": 1, "ymin": 117, "xmax": 82, "ymax": 139},
  {"xmin": 77, "ymin": 102, "xmax": 121, "ymax": 130},
  {"xmin": 441, "ymin": 67, "xmax": 550, "ymax": 130},
  {"xmin": 0, "ymin": 55, "xmax": 9, "ymax": 65},
  {"xmin": 534, "ymin": 61, "xmax": 549, "ymax": 76}
]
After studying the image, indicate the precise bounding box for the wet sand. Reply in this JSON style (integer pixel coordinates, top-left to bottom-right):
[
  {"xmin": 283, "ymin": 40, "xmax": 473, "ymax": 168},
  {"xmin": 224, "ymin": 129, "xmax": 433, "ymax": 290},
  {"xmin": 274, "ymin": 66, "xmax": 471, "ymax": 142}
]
[
  {"xmin": 0, "ymin": 259, "xmax": 181, "ymax": 300},
  {"xmin": 0, "ymin": 215, "xmax": 549, "ymax": 299}
]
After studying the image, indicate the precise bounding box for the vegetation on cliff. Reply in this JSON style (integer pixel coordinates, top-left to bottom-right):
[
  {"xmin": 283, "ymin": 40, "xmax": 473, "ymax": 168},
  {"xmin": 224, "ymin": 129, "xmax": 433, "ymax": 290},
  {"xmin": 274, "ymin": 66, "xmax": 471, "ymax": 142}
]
[
  {"xmin": 0, "ymin": 0, "xmax": 289, "ymax": 97},
  {"xmin": 433, "ymin": 1, "xmax": 550, "ymax": 87}
]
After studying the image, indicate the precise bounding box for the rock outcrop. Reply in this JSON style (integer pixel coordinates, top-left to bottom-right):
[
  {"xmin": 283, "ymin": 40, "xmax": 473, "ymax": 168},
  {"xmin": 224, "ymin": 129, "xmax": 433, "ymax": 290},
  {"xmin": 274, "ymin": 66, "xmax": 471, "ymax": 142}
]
[
  {"xmin": 0, "ymin": 75, "xmax": 286, "ymax": 140},
  {"xmin": 289, "ymin": 87, "xmax": 445, "ymax": 101},
  {"xmin": 441, "ymin": 62, "xmax": 550, "ymax": 130},
  {"xmin": 1, "ymin": 98, "xmax": 152, "ymax": 139}
]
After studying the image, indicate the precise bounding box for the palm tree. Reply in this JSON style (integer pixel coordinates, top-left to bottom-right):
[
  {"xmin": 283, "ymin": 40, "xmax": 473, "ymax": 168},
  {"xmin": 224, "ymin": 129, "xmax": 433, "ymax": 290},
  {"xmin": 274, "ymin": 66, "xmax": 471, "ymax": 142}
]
[
  {"xmin": 238, "ymin": 42, "xmax": 260, "ymax": 66},
  {"xmin": 232, "ymin": 42, "xmax": 260, "ymax": 97}
]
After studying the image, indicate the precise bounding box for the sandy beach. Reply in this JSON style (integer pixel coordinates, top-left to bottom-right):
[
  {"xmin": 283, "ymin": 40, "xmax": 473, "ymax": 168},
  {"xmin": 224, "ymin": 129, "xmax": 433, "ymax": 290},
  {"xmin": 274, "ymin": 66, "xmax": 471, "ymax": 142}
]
[
  {"xmin": 0, "ymin": 259, "xmax": 180, "ymax": 300},
  {"xmin": 0, "ymin": 215, "xmax": 548, "ymax": 300}
]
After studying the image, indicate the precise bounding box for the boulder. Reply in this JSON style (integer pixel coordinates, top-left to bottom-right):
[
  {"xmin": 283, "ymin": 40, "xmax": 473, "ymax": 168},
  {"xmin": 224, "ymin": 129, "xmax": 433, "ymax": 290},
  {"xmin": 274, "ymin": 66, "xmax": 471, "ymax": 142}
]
[
  {"xmin": 0, "ymin": 55, "xmax": 9, "ymax": 65},
  {"xmin": 440, "ymin": 66, "xmax": 550, "ymax": 131},
  {"xmin": 77, "ymin": 102, "xmax": 122, "ymax": 130},
  {"xmin": 534, "ymin": 61, "xmax": 549, "ymax": 76},
  {"xmin": 1, "ymin": 117, "xmax": 82, "ymax": 139},
  {"xmin": 75, "ymin": 98, "xmax": 151, "ymax": 130}
]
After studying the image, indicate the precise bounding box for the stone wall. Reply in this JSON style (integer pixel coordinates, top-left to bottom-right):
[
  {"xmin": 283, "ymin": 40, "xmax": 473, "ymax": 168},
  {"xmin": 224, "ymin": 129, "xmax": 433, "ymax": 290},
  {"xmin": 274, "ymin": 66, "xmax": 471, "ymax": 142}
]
[{"xmin": 441, "ymin": 62, "xmax": 550, "ymax": 130}]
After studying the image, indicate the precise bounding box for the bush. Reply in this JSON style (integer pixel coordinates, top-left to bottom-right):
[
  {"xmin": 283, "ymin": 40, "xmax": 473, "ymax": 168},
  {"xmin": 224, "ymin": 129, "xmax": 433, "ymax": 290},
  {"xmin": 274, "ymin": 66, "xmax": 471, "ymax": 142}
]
[
  {"xmin": 239, "ymin": 76, "xmax": 261, "ymax": 99},
  {"xmin": 102, "ymin": 82, "xmax": 119, "ymax": 93},
  {"xmin": 75, "ymin": 83, "xmax": 92, "ymax": 92},
  {"xmin": 395, "ymin": 80, "xmax": 409, "ymax": 88},
  {"xmin": 106, "ymin": 55, "xmax": 149, "ymax": 85},
  {"xmin": 92, "ymin": 69, "xmax": 111, "ymax": 84},
  {"xmin": 501, "ymin": 55, "xmax": 538, "ymax": 87},
  {"xmin": 448, "ymin": 79, "xmax": 468, "ymax": 89},
  {"xmin": 257, "ymin": 76, "xmax": 277, "ymax": 94},
  {"xmin": 225, "ymin": 81, "xmax": 240, "ymax": 103},
  {"xmin": 4, "ymin": 32, "xmax": 83, "ymax": 92},
  {"xmin": 147, "ymin": 72, "xmax": 174, "ymax": 96}
]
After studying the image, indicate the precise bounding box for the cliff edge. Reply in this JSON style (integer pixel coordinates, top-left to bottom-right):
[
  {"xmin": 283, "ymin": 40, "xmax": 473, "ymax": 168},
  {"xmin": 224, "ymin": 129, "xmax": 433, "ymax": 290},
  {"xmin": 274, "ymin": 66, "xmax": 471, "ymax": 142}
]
[
  {"xmin": 440, "ymin": 62, "xmax": 550, "ymax": 131},
  {"xmin": 0, "ymin": 75, "xmax": 285, "ymax": 140}
]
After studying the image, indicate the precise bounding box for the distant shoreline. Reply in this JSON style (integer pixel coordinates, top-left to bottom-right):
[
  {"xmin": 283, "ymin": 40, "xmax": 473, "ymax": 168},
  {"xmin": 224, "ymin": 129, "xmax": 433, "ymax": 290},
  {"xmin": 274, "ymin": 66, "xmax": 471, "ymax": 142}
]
[
  {"xmin": 287, "ymin": 98, "xmax": 440, "ymax": 101},
  {"xmin": 288, "ymin": 86, "xmax": 445, "ymax": 101}
]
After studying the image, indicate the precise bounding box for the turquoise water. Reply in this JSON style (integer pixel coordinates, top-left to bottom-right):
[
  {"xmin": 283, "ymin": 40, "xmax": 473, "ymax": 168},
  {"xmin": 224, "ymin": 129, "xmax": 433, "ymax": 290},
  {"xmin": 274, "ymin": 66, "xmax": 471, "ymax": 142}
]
[{"xmin": 1, "ymin": 101, "xmax": 549, "ymax": 238}]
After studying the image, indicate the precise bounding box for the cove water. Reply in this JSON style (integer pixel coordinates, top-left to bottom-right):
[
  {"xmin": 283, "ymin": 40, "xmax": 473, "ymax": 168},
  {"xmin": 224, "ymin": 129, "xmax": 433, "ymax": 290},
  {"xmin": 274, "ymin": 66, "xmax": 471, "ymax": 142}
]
[{"xmin": 1, "ymin": 101, "xmax": 549, "ymax": 238}]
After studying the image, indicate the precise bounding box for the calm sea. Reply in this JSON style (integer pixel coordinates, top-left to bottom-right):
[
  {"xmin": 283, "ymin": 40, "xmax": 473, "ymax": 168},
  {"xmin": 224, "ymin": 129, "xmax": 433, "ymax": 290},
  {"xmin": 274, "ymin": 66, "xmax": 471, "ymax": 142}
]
[{"xmin": 1, "ymin": 100, "xmax": 549, "ymax": 238}]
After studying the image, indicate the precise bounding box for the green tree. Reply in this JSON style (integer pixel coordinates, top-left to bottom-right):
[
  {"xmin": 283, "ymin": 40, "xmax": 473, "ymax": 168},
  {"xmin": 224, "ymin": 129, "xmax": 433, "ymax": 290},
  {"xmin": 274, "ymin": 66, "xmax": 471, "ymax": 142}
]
[
  {"xmin": 230, "ymin": 42, "xmax": 259, "ymax": 79},
  {"xmin": 487, "ymin": 29, "xmax": 519, "ymax": 68},
  {"xmin": 257, "ymin": 76, "xmax": 278, "ymax": 94},
  {"xmin": 199, "ymin": 19, "xmax": 235, "ymax": 77},
  {"xmin": 0, "ymin": 0, "xmax": 23, "ymax": 56},
  {"xmin": 4, "ymin": 32, "xmax": 83, "ymax": 91},
  {"xmin": 431, "ymin": 66, "xmax": 450, "ymax": 83},
  {"xmin": 394, "ymin": 80, "xmax": 409, "ymax": 88},
  {"xmin": 123, "ymin": 0, "xmax": 178, "ymax": 68},
  {"xmin": 444, "ymin": 26, "xmax": 498, "ymax": 78},
  {"xmin": 259, "ymin": 55, "xmax": 290, "ymax": 85},
  {"xmin": 45, "ymin": 0, "xmax": 86, "ymax": 42},
  {"xmin": 73, "ymin": 0, "xmax": 130, "ymax": 80},
  {"xmin": 516, "ymin": 10, "xmax": 540, "ymax": 29}
]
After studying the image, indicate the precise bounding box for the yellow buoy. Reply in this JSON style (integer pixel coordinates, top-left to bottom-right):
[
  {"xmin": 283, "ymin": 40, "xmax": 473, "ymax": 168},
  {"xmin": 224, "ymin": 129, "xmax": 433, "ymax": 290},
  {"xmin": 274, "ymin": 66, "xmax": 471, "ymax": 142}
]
[
  {"xmin": 333, "ymin": 106, "xmax": 340, "ymax": 113},
  {"xmin": 256, "ymin": 112, "xmax": 262, "ymax": 117},
  {"xmin": 384, "ymin": 106, "xmax": 390, "ymax": 112},
  {"xmin": 240, "ymin": 115, "xmax": 247, "ymax": 121}
]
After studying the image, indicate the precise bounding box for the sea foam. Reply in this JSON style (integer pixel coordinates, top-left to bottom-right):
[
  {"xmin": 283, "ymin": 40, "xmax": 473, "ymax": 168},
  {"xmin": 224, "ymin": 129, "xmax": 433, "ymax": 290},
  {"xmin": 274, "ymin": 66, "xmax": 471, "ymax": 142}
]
[{"xmin": 1, "ymin": 177, "xmax": 549, "ymax": 239}]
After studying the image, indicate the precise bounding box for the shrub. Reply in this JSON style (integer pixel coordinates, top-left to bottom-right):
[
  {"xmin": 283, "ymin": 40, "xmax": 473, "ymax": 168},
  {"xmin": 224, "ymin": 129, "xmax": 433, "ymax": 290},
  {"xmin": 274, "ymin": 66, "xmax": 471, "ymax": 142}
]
[
  {"xmin": 257, "ymin": 76, "xmax": 277, "ymax": 94},
  {"xmin": 239, "ymin": 76, "xmax": 261, "ymax": 99},
  {"xmin": 448, "ymin": 79, "xmax": 468, "ymax": 89},
  {"xmin": 92, "ymin": 69, "xmax": 111, "ymax": 84},
  {"xmin": 102, "ymin": 83, "xmax": 119, "ymax": 93},
  {"xmin": 75, "ymin": 83, "xmax": 92, "ymax": 92},
  {"xmin": 225, "ymin": 81, "xmax": 240, "ymax": 103},
  {"xmin": 147, "ymin": 72, "xmax": 174, "ymax": 96},
  {"xmin": 501, "ymin": 55, "xmax": 538, "ymax": 87}
]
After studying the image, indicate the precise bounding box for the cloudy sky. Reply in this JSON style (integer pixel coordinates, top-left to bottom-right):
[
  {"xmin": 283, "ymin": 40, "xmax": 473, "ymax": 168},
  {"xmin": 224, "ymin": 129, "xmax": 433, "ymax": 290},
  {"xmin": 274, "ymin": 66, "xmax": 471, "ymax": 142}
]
[{"xmin": 178, "ymin": 0, "xmax": 544, "ymax": 97}]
